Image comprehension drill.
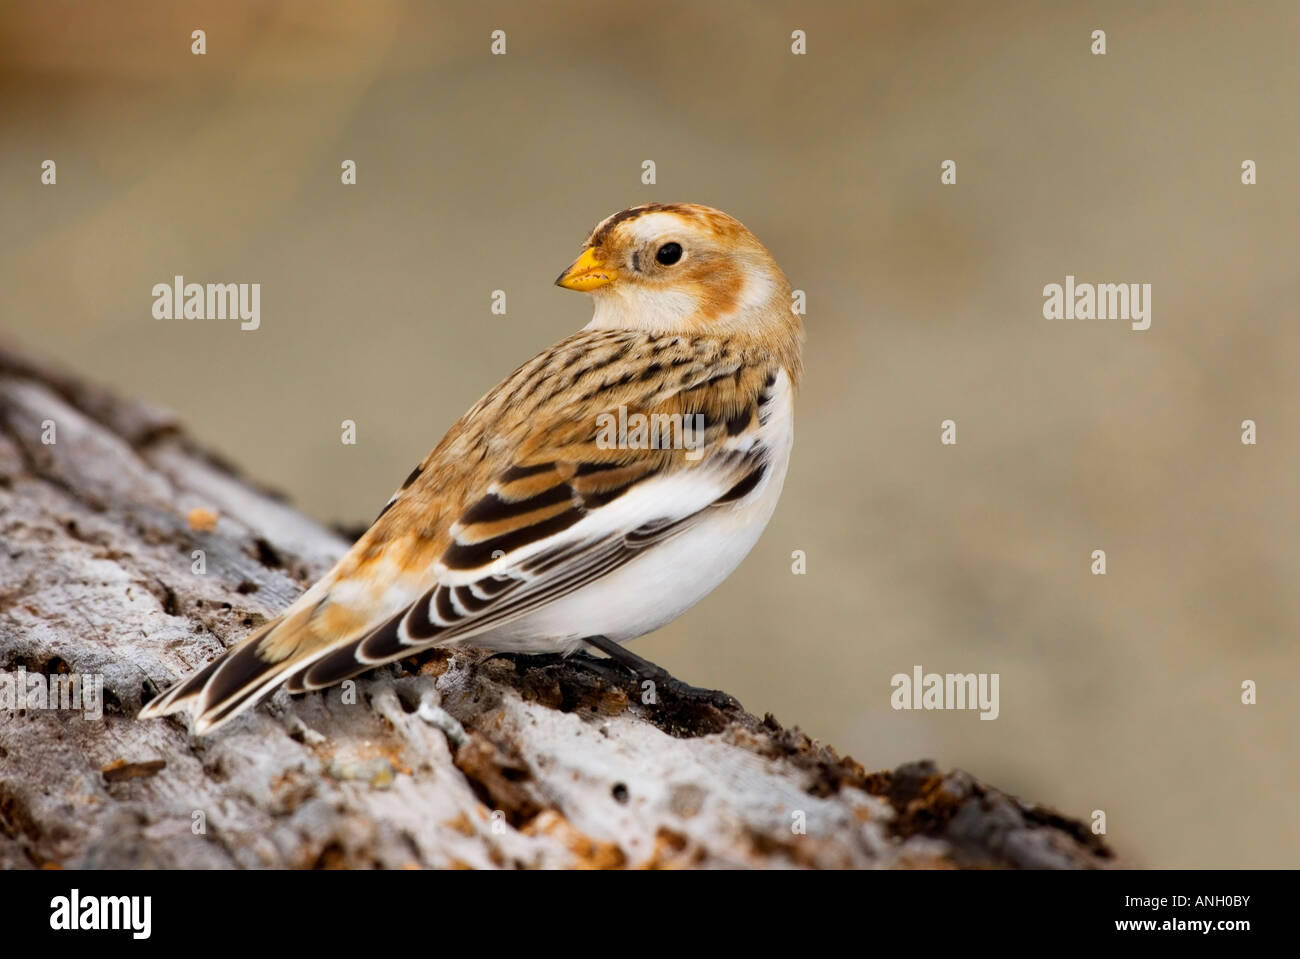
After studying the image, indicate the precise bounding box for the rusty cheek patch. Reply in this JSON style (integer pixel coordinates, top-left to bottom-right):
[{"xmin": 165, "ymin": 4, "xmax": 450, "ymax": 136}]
[{"xmin": 687, "ymin": 261, "xmax": 742, "ymax": 321}]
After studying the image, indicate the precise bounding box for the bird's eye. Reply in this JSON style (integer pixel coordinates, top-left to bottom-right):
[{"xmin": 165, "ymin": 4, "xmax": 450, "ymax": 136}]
[{"xmin": 655, "ymin": 242, "xmax": 683, "ymax": 266}]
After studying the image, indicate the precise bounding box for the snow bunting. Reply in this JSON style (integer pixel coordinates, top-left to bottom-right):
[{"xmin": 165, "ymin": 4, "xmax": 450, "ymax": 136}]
[{"xmin": 140, "ymin": 202, "xmax": 804, "ymax": 734}]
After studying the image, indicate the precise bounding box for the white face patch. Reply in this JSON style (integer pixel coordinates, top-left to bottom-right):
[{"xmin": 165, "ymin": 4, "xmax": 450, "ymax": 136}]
[{"xmin": 623, "ymin": 211, "xmax": 697, "ymax": 250}]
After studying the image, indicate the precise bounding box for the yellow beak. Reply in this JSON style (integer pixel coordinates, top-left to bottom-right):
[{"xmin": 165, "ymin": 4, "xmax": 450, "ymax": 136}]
[{"xmin": 555, "ymin": 247, "xmax": 618, "ymax": 291}]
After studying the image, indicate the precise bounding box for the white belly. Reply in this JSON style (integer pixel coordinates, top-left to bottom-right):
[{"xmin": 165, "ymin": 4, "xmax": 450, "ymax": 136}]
[{"xmin": 464, "ymin": 370, "xmax": 795, "ymax": 655}]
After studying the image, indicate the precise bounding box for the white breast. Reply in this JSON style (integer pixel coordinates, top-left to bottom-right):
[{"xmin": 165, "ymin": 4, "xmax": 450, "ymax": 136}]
[{"xmin": 468, "ymin": 368, "xmax": 796, "ymax": 655}]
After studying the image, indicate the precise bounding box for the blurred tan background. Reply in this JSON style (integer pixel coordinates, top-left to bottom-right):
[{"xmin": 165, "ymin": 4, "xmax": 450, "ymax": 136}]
[{"xmin": 2, "ymin": 0, "xmax": 1297, "ymax": 867}]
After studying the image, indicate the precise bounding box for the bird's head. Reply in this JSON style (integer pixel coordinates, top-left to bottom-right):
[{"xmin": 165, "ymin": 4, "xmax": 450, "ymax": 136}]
[{"xmin": 555, "ymin": 203, "xmax": 794, "ymax": 337}]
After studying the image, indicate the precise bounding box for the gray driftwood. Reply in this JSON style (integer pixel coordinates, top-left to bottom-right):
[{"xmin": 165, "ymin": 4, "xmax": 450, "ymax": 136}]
[{"xmin": 0, "ymin": 343, "xmax": 1113, "ymax": 869}]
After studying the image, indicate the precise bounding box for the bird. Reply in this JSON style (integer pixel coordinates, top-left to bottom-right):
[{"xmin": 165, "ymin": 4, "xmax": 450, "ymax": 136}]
[{"xmin": 139, "ymin": 202, "xmax": 804, "ymax": 734}]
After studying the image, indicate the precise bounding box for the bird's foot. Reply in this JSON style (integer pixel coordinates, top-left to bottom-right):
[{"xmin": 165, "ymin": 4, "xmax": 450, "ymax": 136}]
[
  {"xmin": 637, "ymin": 668, "xmax": 741, "ymax": 711},
  {"xmin": 577, "ymin": 634, "xmax": 742, "ymax": 712}
]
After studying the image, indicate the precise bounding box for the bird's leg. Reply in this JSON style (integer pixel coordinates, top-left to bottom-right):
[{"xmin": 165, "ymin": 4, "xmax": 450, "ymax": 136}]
[
  {"xmin": 563, "ymin": 650, "xmax": 635, "ymax": 687},
  {"xmin": 578, "ymin": 634, "xmax": 740, "ymax": 710}
]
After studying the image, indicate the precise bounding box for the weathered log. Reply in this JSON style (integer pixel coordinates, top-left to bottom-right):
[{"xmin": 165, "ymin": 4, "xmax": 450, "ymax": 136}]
[{"xmin": 0, "ymin": 342, "xmax": 1113, "ymax": 869}]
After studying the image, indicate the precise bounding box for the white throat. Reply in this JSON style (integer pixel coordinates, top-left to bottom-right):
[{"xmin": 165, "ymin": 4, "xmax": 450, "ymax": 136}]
[{"xmin": 584, "ymin": 286, "xmax": 701, "ymax": 333}]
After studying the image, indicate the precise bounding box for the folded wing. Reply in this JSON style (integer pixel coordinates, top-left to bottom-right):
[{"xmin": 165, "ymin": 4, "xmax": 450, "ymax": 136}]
[{"xmin": 141, "ymin": 331, "xmax": 779, "ymax": 734}]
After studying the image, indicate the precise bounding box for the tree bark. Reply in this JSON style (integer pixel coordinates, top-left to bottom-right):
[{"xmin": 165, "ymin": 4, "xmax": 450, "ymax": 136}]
[{"xmin": 0, "ymin": 342, "xmax": 1113, "ymax": 869}]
